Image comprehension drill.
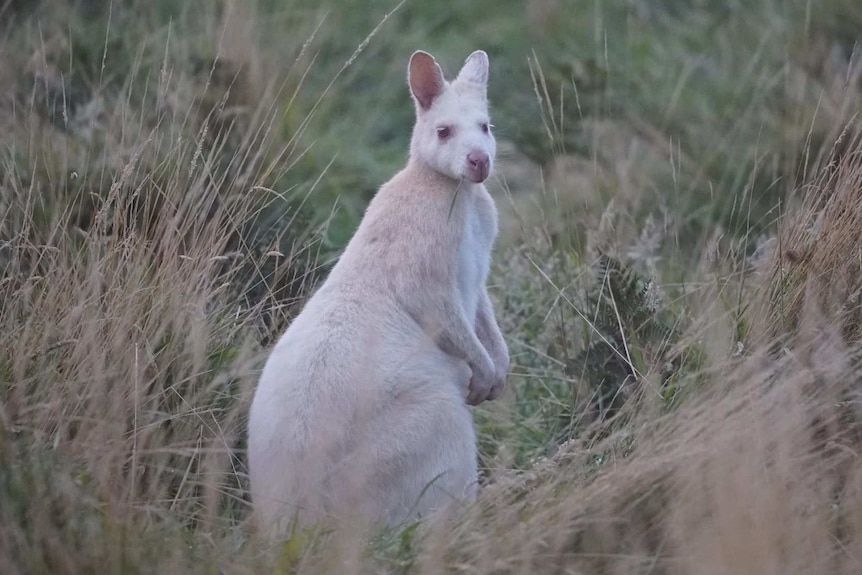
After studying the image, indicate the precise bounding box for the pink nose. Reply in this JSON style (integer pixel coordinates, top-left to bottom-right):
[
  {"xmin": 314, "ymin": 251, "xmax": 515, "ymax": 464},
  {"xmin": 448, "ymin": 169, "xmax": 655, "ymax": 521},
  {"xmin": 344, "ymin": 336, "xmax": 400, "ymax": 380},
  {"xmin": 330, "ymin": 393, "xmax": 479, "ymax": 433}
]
[{"xmin": 466, "ymin": 151, "xmax": 490, "ymax": 183}]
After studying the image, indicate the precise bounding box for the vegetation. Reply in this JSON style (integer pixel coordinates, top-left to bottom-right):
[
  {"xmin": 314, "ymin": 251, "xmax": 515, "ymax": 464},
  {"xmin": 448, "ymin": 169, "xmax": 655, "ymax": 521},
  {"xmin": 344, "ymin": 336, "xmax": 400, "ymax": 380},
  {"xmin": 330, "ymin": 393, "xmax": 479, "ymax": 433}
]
[{"xmin": 2, "ymin": 0, "xmax": 862, "ymax": 572}]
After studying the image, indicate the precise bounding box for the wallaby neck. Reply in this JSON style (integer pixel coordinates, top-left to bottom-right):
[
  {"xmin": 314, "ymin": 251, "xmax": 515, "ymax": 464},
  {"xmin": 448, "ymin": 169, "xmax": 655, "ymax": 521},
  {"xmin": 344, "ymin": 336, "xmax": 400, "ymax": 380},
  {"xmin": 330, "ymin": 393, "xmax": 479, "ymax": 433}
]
[{"xmin": 405, "ymin": 157, "xmax": 478, "ymax": 196}]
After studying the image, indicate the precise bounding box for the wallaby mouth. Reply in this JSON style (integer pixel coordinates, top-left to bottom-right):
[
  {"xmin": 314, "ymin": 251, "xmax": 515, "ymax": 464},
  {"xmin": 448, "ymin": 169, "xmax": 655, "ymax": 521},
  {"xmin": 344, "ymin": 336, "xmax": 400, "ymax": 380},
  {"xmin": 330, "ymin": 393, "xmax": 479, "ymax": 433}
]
[
  {"xmin": 467, "ymin": 170, "xmax": 489, "ymax": 183},
  {"xmin": 466, "ymin": 151, "xmax": 490, "ymax": 183}
]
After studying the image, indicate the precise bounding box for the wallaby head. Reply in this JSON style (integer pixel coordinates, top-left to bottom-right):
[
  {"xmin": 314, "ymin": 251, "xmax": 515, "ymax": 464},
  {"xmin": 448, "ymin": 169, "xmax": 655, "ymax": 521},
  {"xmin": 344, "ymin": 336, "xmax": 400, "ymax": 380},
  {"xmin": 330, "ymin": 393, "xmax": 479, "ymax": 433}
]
[{"xmin": 407, "ymin": 50, "xmax": 496, "ymax": 184}]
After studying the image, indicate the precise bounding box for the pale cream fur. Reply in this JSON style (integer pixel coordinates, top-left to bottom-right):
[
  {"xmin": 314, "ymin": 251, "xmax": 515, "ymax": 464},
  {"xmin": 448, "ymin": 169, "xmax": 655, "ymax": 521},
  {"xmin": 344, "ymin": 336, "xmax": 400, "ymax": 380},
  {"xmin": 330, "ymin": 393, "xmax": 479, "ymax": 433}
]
[{"xmin": 247, "ymin": 49, "xmax": 509, "ymax": 536}]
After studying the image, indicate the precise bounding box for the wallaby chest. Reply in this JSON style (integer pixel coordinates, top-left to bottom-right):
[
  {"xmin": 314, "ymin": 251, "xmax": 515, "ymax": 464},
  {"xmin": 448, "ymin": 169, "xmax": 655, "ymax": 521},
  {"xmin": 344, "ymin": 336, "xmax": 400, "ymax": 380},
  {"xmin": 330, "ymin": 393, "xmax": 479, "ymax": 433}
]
[{"xmin": 455, "ymin": 187, "xmax": 497, "ymax": 319}]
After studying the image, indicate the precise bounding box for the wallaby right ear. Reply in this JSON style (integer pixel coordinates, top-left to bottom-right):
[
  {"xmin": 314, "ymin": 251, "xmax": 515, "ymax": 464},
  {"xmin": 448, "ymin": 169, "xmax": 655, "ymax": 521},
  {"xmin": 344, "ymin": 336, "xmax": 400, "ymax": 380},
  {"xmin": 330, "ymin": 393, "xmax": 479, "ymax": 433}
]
[{"xmin": 408, "ymin": 51, "xmax": 445, "ymax": 111}]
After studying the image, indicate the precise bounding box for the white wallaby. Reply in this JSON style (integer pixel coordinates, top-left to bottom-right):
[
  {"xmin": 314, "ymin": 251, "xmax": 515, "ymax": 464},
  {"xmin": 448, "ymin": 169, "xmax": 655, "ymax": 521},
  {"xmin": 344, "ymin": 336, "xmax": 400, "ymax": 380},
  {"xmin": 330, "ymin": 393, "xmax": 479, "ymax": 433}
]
[{"xmin": 247, "ymin": 49, "xmax": 509, "ymax": 536}]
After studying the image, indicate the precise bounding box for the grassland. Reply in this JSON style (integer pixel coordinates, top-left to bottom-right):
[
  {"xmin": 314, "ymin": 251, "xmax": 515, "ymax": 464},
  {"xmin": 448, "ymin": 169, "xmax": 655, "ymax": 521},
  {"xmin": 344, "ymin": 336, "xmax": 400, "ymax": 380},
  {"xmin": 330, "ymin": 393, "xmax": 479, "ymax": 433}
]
[{"xmin": 2, "ymin": 0, "xmax": 862, "ymax": 573}]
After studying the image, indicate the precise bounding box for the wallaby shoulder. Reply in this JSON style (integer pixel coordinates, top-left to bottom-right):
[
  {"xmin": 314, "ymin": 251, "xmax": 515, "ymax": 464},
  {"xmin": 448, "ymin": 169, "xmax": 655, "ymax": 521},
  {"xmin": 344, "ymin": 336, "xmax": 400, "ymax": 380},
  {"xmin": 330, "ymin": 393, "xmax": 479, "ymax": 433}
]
[{"xmin": 334, "ymin": 163, "xmax": 469, "ymax": 281}]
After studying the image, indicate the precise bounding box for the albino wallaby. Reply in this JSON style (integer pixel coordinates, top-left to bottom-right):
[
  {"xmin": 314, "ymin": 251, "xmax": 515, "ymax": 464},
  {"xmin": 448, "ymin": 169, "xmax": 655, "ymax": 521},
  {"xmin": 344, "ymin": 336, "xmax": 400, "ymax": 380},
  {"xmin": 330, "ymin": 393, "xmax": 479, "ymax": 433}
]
[{"xmin": 247, "ymin": 49, "xmax": 509, "ymax": 535}]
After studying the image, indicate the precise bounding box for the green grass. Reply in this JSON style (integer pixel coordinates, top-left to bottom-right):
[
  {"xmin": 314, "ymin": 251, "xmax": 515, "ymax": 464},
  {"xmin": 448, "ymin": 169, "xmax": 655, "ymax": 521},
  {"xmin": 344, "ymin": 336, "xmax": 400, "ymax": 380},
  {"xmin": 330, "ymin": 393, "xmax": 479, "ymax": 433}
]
[{"xmin": 2, "ymin": 0, "xmax": 862, "ymax": 573}]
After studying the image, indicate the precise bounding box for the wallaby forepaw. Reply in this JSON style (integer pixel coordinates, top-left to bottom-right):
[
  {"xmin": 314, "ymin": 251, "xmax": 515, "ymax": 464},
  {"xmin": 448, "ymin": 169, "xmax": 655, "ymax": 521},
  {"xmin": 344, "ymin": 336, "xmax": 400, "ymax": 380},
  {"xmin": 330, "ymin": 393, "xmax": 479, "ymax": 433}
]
[
  {"xmin": 486, "ymin": 376, "xmax": 506, "ymax": 401},
  {"xmin": 466, "ymin": 370, "xmax": 505, "ymax": 406}
]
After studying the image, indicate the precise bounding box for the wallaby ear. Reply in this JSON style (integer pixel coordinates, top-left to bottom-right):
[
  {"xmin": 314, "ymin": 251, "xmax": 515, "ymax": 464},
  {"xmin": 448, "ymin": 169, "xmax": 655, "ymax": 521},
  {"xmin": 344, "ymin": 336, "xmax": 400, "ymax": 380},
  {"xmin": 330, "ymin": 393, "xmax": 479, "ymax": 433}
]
[
  {"xmin": 455, "ymin": 50, "xmax": 489, "ymax": 88},
  {"xmin": 408, "ymin": 51, "xmax": 445, "ymax": 111}
]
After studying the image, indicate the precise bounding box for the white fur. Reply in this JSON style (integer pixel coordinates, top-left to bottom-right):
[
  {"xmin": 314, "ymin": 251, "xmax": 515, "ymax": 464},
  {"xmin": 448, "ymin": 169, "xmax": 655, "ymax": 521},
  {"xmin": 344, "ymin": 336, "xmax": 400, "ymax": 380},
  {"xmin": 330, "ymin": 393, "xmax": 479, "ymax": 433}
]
[
  {"xmin": 247, "ymin": 49, "xmax": 509, "ymax": 536},
  {"xmin": 409, "ymin": 51, "xmax": 496, "ymax": 183}
]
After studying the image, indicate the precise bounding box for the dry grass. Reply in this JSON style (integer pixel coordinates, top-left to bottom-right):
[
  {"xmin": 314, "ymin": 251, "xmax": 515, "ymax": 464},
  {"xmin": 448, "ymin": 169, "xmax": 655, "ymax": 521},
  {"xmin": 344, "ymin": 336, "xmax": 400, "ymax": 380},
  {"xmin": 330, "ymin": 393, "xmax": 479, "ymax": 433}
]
[{"xmin": 2, "ymin": 1, "xmax": 862, "ymax": 573}]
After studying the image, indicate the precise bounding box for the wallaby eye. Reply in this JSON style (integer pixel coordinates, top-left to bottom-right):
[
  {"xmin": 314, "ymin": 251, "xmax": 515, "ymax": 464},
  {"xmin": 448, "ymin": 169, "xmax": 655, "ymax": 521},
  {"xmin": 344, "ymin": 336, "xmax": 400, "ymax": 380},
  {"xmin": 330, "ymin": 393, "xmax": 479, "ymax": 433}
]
[
  {"xmin": 436, "ymin": 126, "xmax": 451, "ymax": 140},
  {"xmin": 481, "ymin": 122, "xmax": 490, "ymax": 134}
]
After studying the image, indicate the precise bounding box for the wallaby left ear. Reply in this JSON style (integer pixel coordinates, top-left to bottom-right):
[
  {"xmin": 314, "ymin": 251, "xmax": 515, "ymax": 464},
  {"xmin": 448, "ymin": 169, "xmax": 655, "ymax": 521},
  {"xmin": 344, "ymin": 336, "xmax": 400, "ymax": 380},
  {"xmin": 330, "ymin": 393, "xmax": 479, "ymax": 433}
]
[
  {"xmin": 409, "ymin": 50, "xmax": 446, "ymax": 111},
  {"xmin": 456, "ymin": 50, "xmax": 489, "ymax": 88}
]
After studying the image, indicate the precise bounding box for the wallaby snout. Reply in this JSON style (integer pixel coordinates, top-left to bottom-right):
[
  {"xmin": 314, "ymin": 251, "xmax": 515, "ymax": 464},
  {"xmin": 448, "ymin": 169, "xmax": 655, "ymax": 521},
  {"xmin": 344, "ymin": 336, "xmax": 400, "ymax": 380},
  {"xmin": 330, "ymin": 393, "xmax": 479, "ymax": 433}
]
[{"xmin": 466, "ymin": 150, "xmax": 490, "ymax": 183}]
